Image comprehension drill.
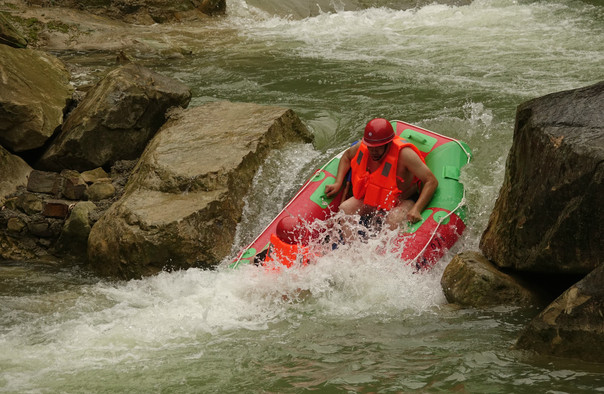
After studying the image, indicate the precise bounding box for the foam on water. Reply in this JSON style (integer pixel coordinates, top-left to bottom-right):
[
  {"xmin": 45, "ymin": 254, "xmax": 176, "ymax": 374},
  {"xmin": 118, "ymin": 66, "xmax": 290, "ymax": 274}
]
[
  {"xmin": 0, "ymin": 236, "xmax": 446, "ymax": 390},
  {"xmin": 225, "ymin": 0, "xmax": 603, "ymax": 98}
]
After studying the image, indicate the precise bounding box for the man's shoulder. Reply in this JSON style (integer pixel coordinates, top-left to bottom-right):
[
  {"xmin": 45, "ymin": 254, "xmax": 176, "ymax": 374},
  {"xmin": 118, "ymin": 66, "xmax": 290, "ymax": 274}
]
[
  {"xmin": 345, "ymin": 143, "xmax": 361, "ymax": 157},
  {"xmin": 397, "ymin": 144, "xmax": 423, "ymax": 163}
]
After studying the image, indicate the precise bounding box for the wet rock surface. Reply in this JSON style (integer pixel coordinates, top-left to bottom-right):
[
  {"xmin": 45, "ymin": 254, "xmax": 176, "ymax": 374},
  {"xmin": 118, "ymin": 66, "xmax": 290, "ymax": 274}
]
[
  {"xmin": 481, "ymin": 81, "xmax": 603, "ymax": 275},
  {"xmin": 37, "ymin": 63, "xmax": 192, "ymax": 172},
  {"xmin": 87, "ymin": 101, "xmax": 313, "ymax": 279}
]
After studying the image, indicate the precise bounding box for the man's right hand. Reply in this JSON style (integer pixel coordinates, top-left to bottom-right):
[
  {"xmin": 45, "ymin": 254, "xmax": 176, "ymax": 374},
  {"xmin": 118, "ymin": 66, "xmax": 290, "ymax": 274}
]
[{"xmin": 324, "ymin": 182, "xmax": 341, "ymax": 197}]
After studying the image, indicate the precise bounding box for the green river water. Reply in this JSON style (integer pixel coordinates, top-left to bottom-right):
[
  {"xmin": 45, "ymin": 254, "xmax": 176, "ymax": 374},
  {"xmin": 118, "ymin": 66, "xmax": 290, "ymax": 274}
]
[{"xmin": 1, "ymin": 0, "xmax": 603, "ymax": 392}]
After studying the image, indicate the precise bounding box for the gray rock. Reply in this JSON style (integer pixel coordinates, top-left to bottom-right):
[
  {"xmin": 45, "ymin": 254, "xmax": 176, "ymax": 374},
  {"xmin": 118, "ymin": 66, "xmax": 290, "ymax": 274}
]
[
  {"xmin": 81, "ymin": 167, "xmax": 110, "ymax": 184},
  {"xmin": 7, "ymin": 217, "xmax": 26, "ymax": 233},
  {"xmin": 37, "ymin": 63, "xmax": 191, "ymax": 172},
  {"xmin": 28, "ymin": 220, "xmax": 52, "ymax": 238},
  {"xmin": 27, "ymin": 170, "xmax": 60, "ymax": 194},
  {"xmin": 88, "ymin": 101, "xmax": 313, "ymax": 279},
  {"xmin": 18, "ymin": 193, "xmax": 43, "ymax": 215},
  {"xmin": 0, "ymin": 145, "xmax": 32, "ymax": 205},
  {"xmin": 86, "ymin": 181, "xmax": 116, "ymax": 201},
  {"xmin": 56, "ymin": 201, "xmax": 97, "ymax": 258},
  {"xmin": 0, "ymin": 45, "xmax": 73, "ymax": 152},
  {"xmin": 59, "ymin": 170, "xmax": 88, "ymax": 200},
  {"xmin": 481, "ymin": 81, "xmax": 604, "ymax": 274}
]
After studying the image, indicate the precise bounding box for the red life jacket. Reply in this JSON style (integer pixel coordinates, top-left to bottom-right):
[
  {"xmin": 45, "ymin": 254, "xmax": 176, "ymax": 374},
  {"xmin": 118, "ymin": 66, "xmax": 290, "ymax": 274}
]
[
  {"xmin": 264, "ymin": 233, "xmax": 309, "ymax": 268},
  {"xmin": 351, "ymin": 139, "xmax": 425, "ymax": 210}
]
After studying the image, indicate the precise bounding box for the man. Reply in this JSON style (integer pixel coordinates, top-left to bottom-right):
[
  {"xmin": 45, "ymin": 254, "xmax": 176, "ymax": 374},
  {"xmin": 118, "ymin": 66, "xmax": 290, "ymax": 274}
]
[{"xmin": 324, "ymin": 118, "xmax": 438, "ymax": 235}]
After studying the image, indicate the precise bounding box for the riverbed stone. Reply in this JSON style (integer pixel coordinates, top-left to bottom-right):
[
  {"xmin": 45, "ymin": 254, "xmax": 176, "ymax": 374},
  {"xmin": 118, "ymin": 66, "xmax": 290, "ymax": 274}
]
[
  {"xmin": 28, "ymin": 219, "xmax": 52, "ymax": 238},
  {"xmin": 7, "ymin": 217, "xmax": 26, "ymax": 233},
  {"xmin": 0, "ymin": 145, "xmax": 32, "ymax": 206},
  {"xmin": 81, "ymin": 167, "xmax": 110, "ymax": 184},
  {"xmin": 37, "ymin": 63, "xmax": 192, "ymax": 172},
  {"xmin": 0, "ymin": 233, "xmax": 38, "ymax": 260},
  {"xmin": 480, "ymin": 81, "xmax": 604, "ymax": 275},
  {"xmin": 42, "ymin": 200, "xmax": 71, "ymax": 219},
  {"xmin": 59, "ymin": 170, "xmax": 88, "ymax": 200},
  {"xmin": 18, "ymin": 193, "xmax": 43, "ymax": 215},
  {"xmin": 0, "ymin": 45, "xmax": 73, "ymax": 152},
  {"xmin": 441, "ymin": 251, "xmax": 542, "ymax": 307},
  {"xmin": 86, "ymin": 181, "xmax": 116, "ymax": 201},
  {"xmin": 515, "ymin": 263, "xmax": 604, "ymax": 363},
  {"xmin": 2, "ymin": 197, "xmax": 19, "ymax": 211},
  {"xmin": 27, "ymin": 170, "xmax": 60, "ymax": 194},
  {"xmin": 55, "ymin": 201, "xmax": 97, "ymax": 258},
  {"xmin": 88, "ymin": 101, "xmax": 313, "ymax": 279}
]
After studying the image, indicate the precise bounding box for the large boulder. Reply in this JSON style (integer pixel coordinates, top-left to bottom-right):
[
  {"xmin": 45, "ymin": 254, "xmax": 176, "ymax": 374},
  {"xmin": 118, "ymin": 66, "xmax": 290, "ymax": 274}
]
[
  {"xmin": 0, "ymin": 13, "xmax": 28, "ymax": 48},
  {"xmin": 515, "ymin": 262, "xmax": 604, "ymax": 363},
  {"xmin": 0, "ymin": 45, "xmax": 73, "ymax": 152},
  {"xmin": 480, "ymin": 81, "xmax": 603, "ymax": 274},
  {"xmin": 88, "ymin": 101, "xmax": 313, "ymax": 279},
  {"xmin": 441, "ymin": 251, "xmax": 543, "ymax": 307},
  {"xmin": 37, "ymin": 63, "xmax": 191, "ymax": 172},
  {"xmin": 0, "ymin": 145, "xmax": 32, "ymax": 206}
]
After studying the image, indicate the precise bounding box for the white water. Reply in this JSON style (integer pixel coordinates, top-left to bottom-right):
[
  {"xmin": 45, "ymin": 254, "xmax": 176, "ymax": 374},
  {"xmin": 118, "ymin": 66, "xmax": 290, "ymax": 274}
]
[{"xmin": 2, "ymin": 0, "xmax": 603, "ymax": 391}]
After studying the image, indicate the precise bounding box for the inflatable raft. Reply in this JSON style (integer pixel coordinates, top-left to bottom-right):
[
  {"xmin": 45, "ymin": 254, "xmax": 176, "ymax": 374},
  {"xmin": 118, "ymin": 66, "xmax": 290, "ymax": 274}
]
[{"xmin": 231, "ymin": 120, "xmax": 472, "ymax": 270}]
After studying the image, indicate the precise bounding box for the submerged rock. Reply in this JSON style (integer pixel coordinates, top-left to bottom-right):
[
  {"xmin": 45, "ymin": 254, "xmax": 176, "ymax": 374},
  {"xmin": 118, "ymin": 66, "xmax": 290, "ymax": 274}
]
[
  {"xmin": 0, "ymin": 45, "xmax": 73, "ymax": 152},
  {"xmin": 441, "ymin": 251, "xmax": 542, "ymax": 307},
  {"xmin": 37, "ymin": 63, "xmax": 191, "ymax": 172},
  {"xmin": 515, "ymin": 263, "xmax": 604, "ymax": 363},
  {"xmin": 480, "ymin": 81, "xmax": 604, "ymax": 275},
  {"xmin": 88, "ymin": 101, "xmax": 313, "ymax": 279}
]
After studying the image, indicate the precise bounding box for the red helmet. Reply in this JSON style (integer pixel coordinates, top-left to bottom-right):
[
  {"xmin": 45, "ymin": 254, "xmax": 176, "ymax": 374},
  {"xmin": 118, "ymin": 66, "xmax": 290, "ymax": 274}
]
[
  {"xmin": 363, "ymin": 118, "xmax": 394, "ymax": 147},
  {"xmin": 276, "ymin": 216, "xmax": 308, "ymax": 245}
]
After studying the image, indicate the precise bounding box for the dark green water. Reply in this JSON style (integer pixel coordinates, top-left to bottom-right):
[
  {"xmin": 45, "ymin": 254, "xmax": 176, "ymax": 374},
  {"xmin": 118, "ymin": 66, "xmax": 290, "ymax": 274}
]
[{"xmin": 1, "ymin": 0, "xmax": 603, "ymax": 392}]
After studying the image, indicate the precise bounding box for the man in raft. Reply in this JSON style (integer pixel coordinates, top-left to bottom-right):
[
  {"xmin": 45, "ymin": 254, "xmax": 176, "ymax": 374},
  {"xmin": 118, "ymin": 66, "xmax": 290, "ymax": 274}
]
[{"xmin": 324, "ymin": 118, "xmax": 438, "ymax": 237}]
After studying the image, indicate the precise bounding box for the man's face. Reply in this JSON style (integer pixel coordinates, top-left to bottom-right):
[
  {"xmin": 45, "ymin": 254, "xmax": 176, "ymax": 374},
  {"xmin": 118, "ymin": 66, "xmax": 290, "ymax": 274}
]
[{"xmin": 368, "ymin": 144, "xmax": 388, "ymax": 161}]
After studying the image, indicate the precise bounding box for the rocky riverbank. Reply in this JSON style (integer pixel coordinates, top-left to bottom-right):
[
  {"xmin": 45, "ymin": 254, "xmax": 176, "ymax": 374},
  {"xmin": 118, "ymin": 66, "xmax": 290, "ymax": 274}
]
[{"xmin": 1, "ymin": 0, "xmax": 603, "ymax": 364}]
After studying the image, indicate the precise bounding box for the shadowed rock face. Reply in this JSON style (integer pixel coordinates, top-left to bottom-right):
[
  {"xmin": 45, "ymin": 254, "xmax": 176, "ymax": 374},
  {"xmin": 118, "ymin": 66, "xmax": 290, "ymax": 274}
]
[
  {"xmin": 0, "ymin": 45, "xmax": 73, "ymax": 152},
  {"xmin": 87, "ymin": 101, "xmax": 313, "ymax": 279},
  {"xmin": 480, "ymin": 81, "xmax": 604, "ymax": 275},
  {"xmin": 515, "ymin": 262, "xmax": 604, "ymax": 363},
  {"xmin": 37, "ymin": 63, "xmax": 192, "ymax": 172}
]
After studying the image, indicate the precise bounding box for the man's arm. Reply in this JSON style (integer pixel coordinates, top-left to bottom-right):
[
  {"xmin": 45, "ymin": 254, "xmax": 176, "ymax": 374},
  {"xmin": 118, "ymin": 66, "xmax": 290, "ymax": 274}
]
[
  {"xmin": 325, "ymin": 145, "xmax": 359, "ymax": 198},
  {"xmin": 400, "ymin": 148, "xmax": 438, "ymax": 222}
]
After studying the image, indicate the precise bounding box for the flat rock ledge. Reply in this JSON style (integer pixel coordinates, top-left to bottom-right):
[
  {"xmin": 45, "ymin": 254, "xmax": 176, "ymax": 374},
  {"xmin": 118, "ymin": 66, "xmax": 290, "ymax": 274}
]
[{"xmin": 87, "ymin": 101, "xmax": 313, "ymax": 279}]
